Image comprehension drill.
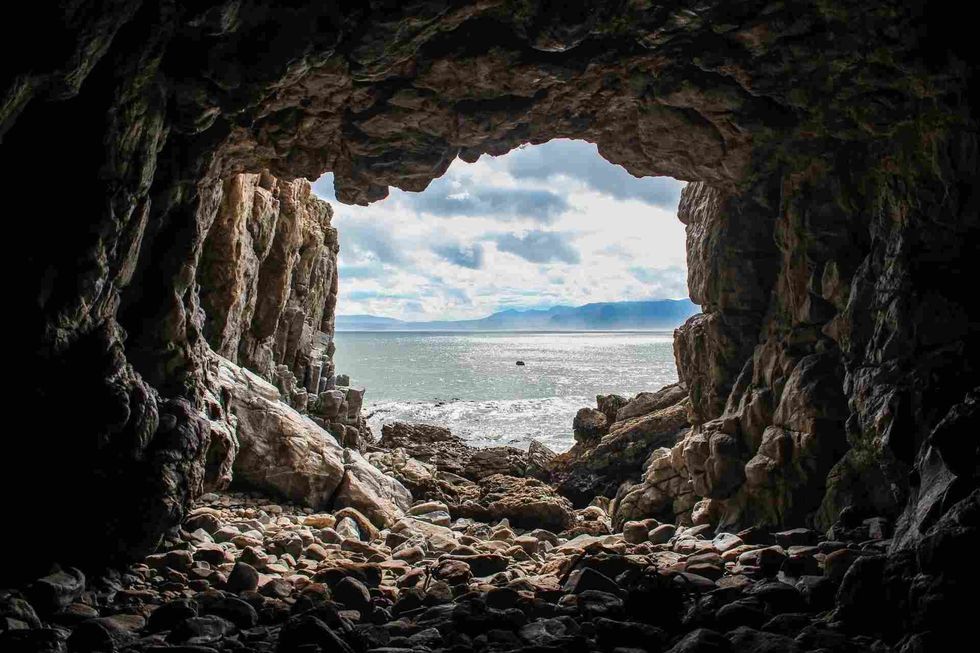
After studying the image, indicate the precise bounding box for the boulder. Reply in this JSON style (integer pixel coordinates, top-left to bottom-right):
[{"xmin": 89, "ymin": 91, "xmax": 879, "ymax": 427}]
[
  {"xmin": 460, "ymin": 474, "xmax": 575, "ymax": 532},
  {"xmin": 526, "ymin": 439, "xmax": 558, "ymax": 480},
  {"xmin": 616, "ymin": 383, "xmax": 689, "ymax": 422},
  {"xmin": 573, "ymin": 408, "xmax": 609, "ymax": 442},
  {"xmin": 331, "ymin": 449, "xmax": 412, "ymax": 528},
  {"xmin": 557, "ymin": 396, "xmax": 691, "ymax": 505},
  {"xmin": 215, "ymin": 356, "xmax": 345, "ymax": 508}
]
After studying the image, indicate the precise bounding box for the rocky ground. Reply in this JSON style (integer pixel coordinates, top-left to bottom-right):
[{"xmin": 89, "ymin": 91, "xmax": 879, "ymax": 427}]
[
  {"xmin": 0, "ymin": 411, "xmax": 911, "ymax": 653},
  {"xmin": 0, "ymin": 489, "xmax": 902, "ymax": 653}
]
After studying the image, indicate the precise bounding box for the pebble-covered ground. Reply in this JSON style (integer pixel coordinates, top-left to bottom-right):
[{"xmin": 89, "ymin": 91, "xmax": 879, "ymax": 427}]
[{"xmin": 1, "ymin": 489, "xmax": 900, "ymax": 652}]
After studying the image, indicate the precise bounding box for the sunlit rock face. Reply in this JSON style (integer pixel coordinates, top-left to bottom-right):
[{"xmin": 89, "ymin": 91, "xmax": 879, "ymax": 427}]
[
  {"xmin": 198, "ymin": 172, "xmax": 339, "ymax": 406},
  {"xmin": 1, "ymin": 0, "xmax": 976, "ymax": 593}
]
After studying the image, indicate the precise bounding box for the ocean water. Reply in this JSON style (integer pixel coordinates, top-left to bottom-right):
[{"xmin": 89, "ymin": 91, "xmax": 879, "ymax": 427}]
[{"xmin": 332, "ymin": 331, "xmax": 678, "ymax": 453}]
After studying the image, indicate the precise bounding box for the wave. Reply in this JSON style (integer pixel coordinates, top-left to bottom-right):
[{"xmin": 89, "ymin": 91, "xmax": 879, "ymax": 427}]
[{"xmin": 364, "ymin": 396, "xmax": 586, "ymax": 453}]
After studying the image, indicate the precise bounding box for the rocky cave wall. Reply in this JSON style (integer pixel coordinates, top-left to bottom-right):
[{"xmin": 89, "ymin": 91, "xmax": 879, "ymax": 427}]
[
  {"xmin": 199, "ymin": 172, "xmax": 338, "ymax": 398},
  {"xmin": 196, "ymin": 170, "xmax": 372, "ymax": 448},
  {"xmin": 2, "ymin": 0, "xmax": 977, "ymax": 583},
  {"xmin": 672, "ymin": 142, "xmax": 980, "ymax": 541}
]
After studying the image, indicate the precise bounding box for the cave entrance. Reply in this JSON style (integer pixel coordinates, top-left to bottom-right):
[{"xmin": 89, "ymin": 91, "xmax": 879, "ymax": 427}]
[{"xmin": 314, "ymin": 139, "xmax": 697, "ymax": 452}]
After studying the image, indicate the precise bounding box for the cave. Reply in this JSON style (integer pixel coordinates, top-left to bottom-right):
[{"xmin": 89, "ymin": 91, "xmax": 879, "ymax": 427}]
[{"xmin": 2, "ymin": 2, "xmax": 977, "ymax": 652}]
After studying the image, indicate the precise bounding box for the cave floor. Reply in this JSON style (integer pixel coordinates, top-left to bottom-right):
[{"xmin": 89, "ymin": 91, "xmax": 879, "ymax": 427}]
[{"xmin": 1, "ymin": 490, "xmax": 897, "ymax": 653}]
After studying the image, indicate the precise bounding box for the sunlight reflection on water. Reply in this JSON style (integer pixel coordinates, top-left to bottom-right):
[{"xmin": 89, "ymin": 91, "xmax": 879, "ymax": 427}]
[{"xmin": 333, "ymin": 331, "xmax": 678, "ymax": 452}]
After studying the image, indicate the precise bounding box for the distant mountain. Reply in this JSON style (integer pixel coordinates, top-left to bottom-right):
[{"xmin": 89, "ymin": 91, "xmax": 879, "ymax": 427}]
[{"xmin": 336, "ymin": 299, "xmax": 699, "ymax": 331}]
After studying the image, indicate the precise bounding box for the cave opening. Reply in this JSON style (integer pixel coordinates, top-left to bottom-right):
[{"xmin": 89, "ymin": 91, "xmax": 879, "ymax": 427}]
[
  {"xmin": 317, "ymin": 138, "xmax": 695, "ymax": 452},
  {"xmin": 2, "ymin": 3, "xmax": 977, "ymax": 650}
]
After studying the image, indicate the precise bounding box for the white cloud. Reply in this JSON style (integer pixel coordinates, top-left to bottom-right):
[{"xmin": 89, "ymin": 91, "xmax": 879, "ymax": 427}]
[{"xmin": 314, "ymin": 139, "xmax": 689, "ymax": 320}]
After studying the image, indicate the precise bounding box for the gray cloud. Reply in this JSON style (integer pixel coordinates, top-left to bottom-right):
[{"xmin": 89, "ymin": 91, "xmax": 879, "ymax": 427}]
[
  {"xmin": 629, "ymin": 265, "xmax": 690, "ymax": 298},
  {"xmin": 495, "ymin": 231, "xmax": 581, "ymax": 264},
  {"xmin": 504, "ymin": 140, "xmax": 683, "ymax": 209},
  {"xmin": 432, "ymin": 242, "xmax": 485, "ymax": 269},
  {"xmin": 443, "ymin": 287, "xmax": 473, "ymax": 305},
  {"xmin": 403, "ymin": 176, "xmax": 568, "ymax": 222},
  {"xmin": 341, "ymin": 221, "xmax": 407, "ymax": 265}
]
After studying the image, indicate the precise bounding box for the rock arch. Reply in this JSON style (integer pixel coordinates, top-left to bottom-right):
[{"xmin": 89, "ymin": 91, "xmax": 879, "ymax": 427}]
[{"xmin": 1, "ymin": 1, "xmax": 976, "ymax": 582}]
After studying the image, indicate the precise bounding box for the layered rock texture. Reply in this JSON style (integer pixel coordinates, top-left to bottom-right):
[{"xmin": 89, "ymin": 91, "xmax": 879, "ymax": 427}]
[
  {"xmin": 2, "ymin": 0, "xmax": 978, "ymax": 649},
  {"xmin": 197, "ymin": 172, "xmax": 371, "ymax": 447},
  {"xmin": 199, "ymin": 173, "xmax": 338, "ymax": 403}
]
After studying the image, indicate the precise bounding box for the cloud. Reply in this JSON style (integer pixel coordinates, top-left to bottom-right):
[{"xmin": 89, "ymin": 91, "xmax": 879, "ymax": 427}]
[
  {"xmin": 341, "ymin": 221, "xmax": 406, "ymax": 265},
  {"xmin": 443, "ymin": 287, "xmax": 472, "ymax": 305},
  {"xmin": 346, "ymin": 290, "xmax": 417, "ymax": 301},
  {"xmin": 316, "ymin": 139, "xmax": 689, "ymax": 321},
  {"xmin": 432, "ymin": 242, "xmax": 485, "ymax": 269},
  {"xmin": 628, "ymin": 265, "xmax": 689, "ymax": 298},
  {"xmin": 312, "ymin": 174, "xmax": 337, "ymax": 203},
  {"xmin": 403, "ymin": 175, "xmax": 568, "ymax": 222},
  {"xmin": 494, "ymin": 231, "xmax": 581, "ymax": 264},
  {"xmin": 341, "ymin": 264, "xmax": 385, "ymax": 279},
  {"xmin": 504, "ymin": 139, "xmax": 682, "ymax": 209}
]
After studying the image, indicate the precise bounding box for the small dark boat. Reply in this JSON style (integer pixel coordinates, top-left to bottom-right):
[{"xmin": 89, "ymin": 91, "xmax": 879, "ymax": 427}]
[{"xmin": 516, "ymin": 361, "xmax": 525, "ymax": 366}]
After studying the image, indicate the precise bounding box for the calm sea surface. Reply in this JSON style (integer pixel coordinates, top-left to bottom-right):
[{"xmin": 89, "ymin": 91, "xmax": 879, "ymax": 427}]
[{"xmin": 332, "ymin": 331, "xmax": 678, "ymax": 452}]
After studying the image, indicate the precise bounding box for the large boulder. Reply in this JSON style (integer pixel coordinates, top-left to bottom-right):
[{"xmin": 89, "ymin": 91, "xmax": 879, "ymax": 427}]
[
  {"xmin": 379, "ymin": 422, "xmax": 473, "ymax": 476},
  {"xmin": 573, "ymin": 408, "xmax": 609, "ymax": 442},
  {"xmin": 613, "ymin": 443, "xmax": 698, "ymax": 528},
  {"xmin": 332, "ymin": 449, "xmax": 413, "ymax": 528},
  {"xmin": 556, "ymin": 395, "xmax": 691, "ymax": 506},
  {"xmin": 366, "ymin": 448, "xmax": 479, "ymax": 508},
  {"xmin": 212, "ymin": 355, "xmax": 344, "ymax": 508},
  {"xmin": 616, "ymin": 383, "xmax": 689, "ymax": 422},
  {"xmin": 459, "ymin": 474, "xmax": 576, "ymax": 532},
  {"xmin": 379, "ymin": 421, "xmax": 531, "ymax": 481},
  {"xmin": 214, "ymin": 356, "xmax": 414, "ymax": 526}
]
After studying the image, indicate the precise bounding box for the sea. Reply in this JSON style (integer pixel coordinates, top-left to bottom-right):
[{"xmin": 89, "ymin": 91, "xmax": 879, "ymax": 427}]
[{"xmin": 331, "ymin": 331, "xmax": 678, "ymax": 453}]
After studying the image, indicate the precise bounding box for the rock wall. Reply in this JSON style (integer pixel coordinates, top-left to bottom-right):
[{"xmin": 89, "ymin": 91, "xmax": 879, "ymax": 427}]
[
  {"xmin": 671, "ymin": 139, "xmax": 980, "ymax": 538},
  {"xmin": 1, "ymin": 0, "xmax": 976, "ymax": 598},
  {"xmin": 198, "ymin": 172, "xmax": 339, "ymax": 403}
]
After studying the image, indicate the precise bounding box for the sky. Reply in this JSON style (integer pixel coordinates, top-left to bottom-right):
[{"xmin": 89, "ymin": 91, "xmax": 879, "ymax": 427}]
[{"xmin": 312, "ymin": 139, "xmax": 688, "ymax": 321}]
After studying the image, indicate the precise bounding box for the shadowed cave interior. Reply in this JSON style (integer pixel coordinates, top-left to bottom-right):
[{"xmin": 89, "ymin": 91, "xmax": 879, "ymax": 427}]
[{"xmin": 1, "ymin": 2, "xmax": 978, "ymax": 652}]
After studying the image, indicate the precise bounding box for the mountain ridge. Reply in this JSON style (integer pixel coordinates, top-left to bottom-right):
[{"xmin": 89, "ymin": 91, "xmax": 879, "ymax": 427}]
[{"xmin": 336, "ymin": 299, "xmax": 699, "ymax": 331}]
